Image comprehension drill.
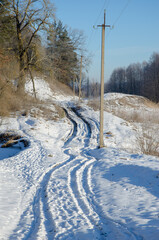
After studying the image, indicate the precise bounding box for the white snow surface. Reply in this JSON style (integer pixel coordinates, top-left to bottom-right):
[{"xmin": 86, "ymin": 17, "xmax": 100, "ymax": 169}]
[
  {"xmin": 25, "ymin": 77, "xmax": 75, "ymax": 102},
  {"xmin": 0, "ymin": 79, "xmax": 159, "ymax": 240}
]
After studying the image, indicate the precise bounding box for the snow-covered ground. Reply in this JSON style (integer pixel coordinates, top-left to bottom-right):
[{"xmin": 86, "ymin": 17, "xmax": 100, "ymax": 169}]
[{"xmin": 0, "ymin": 79, "xmax": 159, "ymax": 240}]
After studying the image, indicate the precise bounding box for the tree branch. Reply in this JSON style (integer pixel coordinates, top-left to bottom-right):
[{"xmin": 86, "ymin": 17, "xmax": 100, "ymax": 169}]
[
  {"xmin": 20, "ymin": 0, "xmax": 31, "ymax": 26},
  {"xmin": 20, "ymin": 8, "xmax": 41, "ymax": 32}
]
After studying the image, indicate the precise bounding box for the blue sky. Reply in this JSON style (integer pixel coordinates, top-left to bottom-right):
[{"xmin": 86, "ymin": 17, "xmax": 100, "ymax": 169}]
[{"xmin": 54, "ymin": 0, "xmax": 159, "ymax": 82}]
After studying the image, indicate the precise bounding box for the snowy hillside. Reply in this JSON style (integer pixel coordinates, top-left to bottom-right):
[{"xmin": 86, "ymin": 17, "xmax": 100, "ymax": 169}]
[{"xmin": 0, "ymin": 79, "xmax": 159, "ymax": 240}]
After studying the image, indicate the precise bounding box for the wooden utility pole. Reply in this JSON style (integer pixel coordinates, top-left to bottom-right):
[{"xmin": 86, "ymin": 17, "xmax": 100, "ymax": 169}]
[
  {"xmin": 98, "ymin": 10, "xmax": 110, "ymax": 148},
  {"xmin": 73, "ymin": 74, "xmax": 76, "ymax": 95},
  {"xmin": 79, "ymin": 55, "xmax": 83, "ymax": 100}
]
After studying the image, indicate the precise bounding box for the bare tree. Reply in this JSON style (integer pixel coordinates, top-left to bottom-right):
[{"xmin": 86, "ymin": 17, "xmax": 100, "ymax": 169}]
[{"xmin": 10, "ymin": 0, "xmax": 55, "ymax": 94}]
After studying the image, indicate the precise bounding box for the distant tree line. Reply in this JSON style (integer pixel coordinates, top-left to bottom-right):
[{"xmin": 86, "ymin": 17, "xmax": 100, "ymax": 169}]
[
  {"xmin": 106, "ymin": 53, "xmax": 159, "ymax": 102},
  {"xmin": 0, "ymin": 0, "xmax": 87, "ymax": 97}
]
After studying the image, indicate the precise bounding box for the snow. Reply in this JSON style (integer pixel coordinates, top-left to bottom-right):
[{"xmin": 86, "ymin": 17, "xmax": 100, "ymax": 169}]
[
  {"xmin": 0, "ymin": 78, "xmax": 159, "ymax": 239},
  {"xmin": 25, "ymin": 77, "xmax": 53, "ymax": 101},
  {"xmin": 104, "ymin": 92, "xmax": 130, "ymax": 100},
  {"xmin": 25, "ymin": 77, "xmax": 75, "ymax": 102}
]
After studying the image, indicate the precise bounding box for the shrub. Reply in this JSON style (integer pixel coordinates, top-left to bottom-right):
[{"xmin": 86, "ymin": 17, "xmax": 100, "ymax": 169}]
[{"xmin": 137, "ymin": 124, "xmax": 159, "ymax": 156}]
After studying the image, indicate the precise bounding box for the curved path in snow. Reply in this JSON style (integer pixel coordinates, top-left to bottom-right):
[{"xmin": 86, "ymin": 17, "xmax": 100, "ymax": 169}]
[{"xmin": 10, "ymin": 106, "xmax": 144, "ymax": 240}]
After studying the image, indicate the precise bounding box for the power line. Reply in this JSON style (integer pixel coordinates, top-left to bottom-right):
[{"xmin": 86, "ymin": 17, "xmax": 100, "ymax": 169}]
[
  {"xmin": 113, "ymin": 0, "xmax": 131, "ymax": 27},
  {"xmin": 86, "ymin": 0, "xmax": 111, "ymax": 49},
  {"xmin": 107, "ymin": 0, "xmax": 132, "ymax": 37},
  {"xmin": 87, "ymin": 0, "xmax": 131, "ymax": 49},
  {"xmin": 94, "ymin": 0, "xmax": 110, "ymax": 26}
]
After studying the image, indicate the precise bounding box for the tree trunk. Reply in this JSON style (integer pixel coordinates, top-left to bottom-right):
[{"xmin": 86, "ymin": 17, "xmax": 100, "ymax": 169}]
[
  {"xmin": 29, "ymin": 68, "xmax": 36, "ymax": 99},
  {"xmin": 17, "ymin": 55, "xmax": 25, "ymax": 95},
  {"xmin": 16, "ymin": 15, "xmax": 26, "ymax": 95}
]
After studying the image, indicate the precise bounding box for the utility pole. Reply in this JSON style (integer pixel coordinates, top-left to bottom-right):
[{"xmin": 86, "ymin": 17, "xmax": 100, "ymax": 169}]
[
  {"xmin": 79, "ymin": 55, "xmax": 83, "ymax": 100},
  {"xmin": 73, "ymin": 74, "xmax": 76, "ymax": 96},
  {"xmin": 98, "ymin": 10, "xmax": 110, "ymax": 148}
]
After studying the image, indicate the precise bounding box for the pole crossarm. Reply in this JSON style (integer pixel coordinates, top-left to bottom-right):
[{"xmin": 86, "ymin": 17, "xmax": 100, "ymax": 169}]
[{"xmin": 97, "ymin": 25, "xmax": 111, "ymax": 28}]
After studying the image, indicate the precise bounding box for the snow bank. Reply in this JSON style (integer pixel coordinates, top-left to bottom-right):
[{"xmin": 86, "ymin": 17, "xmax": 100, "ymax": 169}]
[
  {"xmin": 104, "ymin": 92, "xmax": 130, "ymax": 100},
  {"xmin": 25, "ymin": 77, "xmax": 75, "ymax": 102},
  {"xmin": 80, "ymin": 105, "xmax": 138, "ymax": 153},
  {"xmin": 25, "ymin": 77, "xmax": 53, "ymax": 101}
]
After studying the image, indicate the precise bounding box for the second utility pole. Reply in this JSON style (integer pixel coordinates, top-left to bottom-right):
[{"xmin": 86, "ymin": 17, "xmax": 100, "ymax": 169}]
[
  {"xmin": 98, "ymin": 10, "xmax": 110, "ymax": 148},
  {"xmin": 79, "ymin": 55, "xmax": 83, "ymax": 101}
]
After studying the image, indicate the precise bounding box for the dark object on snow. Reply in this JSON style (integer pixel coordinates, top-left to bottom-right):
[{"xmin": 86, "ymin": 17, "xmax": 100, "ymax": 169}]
[{"xmin": 0, "ymin": 133, "xmax": 29, "ymax": 148}]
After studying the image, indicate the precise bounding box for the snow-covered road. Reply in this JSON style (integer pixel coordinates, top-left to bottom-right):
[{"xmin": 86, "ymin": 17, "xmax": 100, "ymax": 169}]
[
  {"xmin": 0, "ymin": 106, "xmax": 140, "ymax": 239},
  {"xmin": 1, "ymin": 86, "xmax": 159, "ymax": 239},
  {"xmin": 24, "ymin": 106, "xmax": 141, "ymax": 240}
]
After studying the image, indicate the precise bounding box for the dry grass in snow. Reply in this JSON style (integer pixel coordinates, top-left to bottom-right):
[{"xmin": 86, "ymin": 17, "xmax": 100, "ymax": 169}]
[{"xmin": 88, "ymin": 93, "xmax": 159, "ymax": 157}]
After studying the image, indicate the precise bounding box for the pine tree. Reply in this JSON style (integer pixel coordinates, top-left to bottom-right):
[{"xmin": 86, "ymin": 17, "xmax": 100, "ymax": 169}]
[
  {"xmin": 0, "ymin": 0, "xmax": 15, "ymax": 48},
  {"xmin": 47, "ymin": 21, "xmax": 79, "ymax": 85}
]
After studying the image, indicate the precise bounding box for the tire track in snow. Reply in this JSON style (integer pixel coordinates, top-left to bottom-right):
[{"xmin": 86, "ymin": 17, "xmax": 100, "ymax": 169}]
[
  {"xmin": 69, "ymin": 107, "xmax": 143, "ymax": 240},
  {"xmin": 68, "ymin": 159, "xmax": 108, "ymax": 239},
  {"xmin": 9, "ymin": 151, "xmax": 56, "ymax": 239},
  {"xmin": 67, "ymin": 110, "xmax": 110, "ymax": 237},
  {"xmin": 82, "ymin": 119, "xmax": 144, "ymax": 239},
  {"xmin": 13, "ymin": 106, "xmax": 85, "ymax": 239},
  {"xmin": 38, "ymin": 105, "xmax": 143, "ymax": 240},
  {"xmin": 22, "ymin": 154, "xmax": 79, "ymax": 239},
  {"xmin": 68, "ymin": 161, "xmax": 94, "ymax": 228},
  {"xmin": 66, "ymin": 107, "xmax": 108, "ymax": 238},
  {"xmin": 62, "ymin": 108, "xmax": 78, "ymax": 146},
  {"xmin": 9, "ymin": 116, "xmax": 51, "ymax": 240},
  {"xmin": 81, "ymin": 160, "xmax": 142, "ymax": 240},
  {"xmin": 12, "ymin": 106, "xmax": 143, "ymax": 240},
  {"xmin": 37, "ymin": 106, "xmax": 99, "ymax": 240},
  {"xmin": 71, "ymin": 107, "xmax": 91, "ymax": 147},
  {"xmin": 49, "ymin": 107, "xmax": 97, "ymax": 239},
  {"xmin": 16, "ymin": 153, "xmax": 79, "ymax": 239},
  {"xmin": 10, "ymin": 113, "xmax": 77, "ymax": 239}
]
